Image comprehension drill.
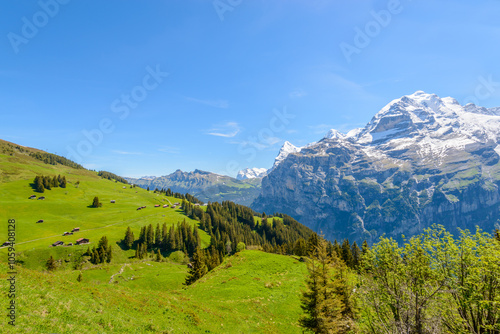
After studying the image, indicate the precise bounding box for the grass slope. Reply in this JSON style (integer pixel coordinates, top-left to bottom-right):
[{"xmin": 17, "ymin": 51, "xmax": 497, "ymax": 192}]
[
  {"xmin": 0, "ymin": 140, "xmax": 309, "ymax": 332},
  {"xmin": 0, "ymin": 147, "xmax": 210, "ymax": 264},
  {"xmin": 0, "ymin": 251, "xmax": 307, "ymax": 333}
]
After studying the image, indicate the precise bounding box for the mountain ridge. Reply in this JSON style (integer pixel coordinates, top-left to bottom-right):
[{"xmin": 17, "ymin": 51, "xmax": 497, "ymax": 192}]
[{"xmin": 253, "ymin": 91, "xmax": 500, "ymax": 242}]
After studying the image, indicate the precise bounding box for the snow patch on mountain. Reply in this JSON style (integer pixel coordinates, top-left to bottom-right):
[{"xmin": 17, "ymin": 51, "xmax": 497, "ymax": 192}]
[
  {"xmin": 271, "ymin": 141, "xmax": 301, "ymax": 170},
  {"xmin": 237, "ymin": 167, "xmax": 268, "ymax": 180}
]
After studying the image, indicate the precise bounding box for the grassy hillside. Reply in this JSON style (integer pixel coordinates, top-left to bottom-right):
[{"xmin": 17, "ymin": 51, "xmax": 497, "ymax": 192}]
[
  {"xmin": 0, "ymin": 140, "xmax": 210, "ymax": 258},
  {"xmin": 0, "ymin": 251, "xmax": 307, "ymax": 333},
  {"xmin": 0, "ymin": 140, "xmax": 309, "ymax": 332}
]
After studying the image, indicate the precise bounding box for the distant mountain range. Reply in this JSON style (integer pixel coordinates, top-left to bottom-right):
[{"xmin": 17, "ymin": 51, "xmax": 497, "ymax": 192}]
[
  {"xmin": 125, "ymin": 169, "xmax": 262, "ymax": 206},
  {"xmin": 125, "ymin": 141, "xmax": 302, "ymax": 205},
  {"xmin": 253, "ymin": 91, "xmax": 500, "ymax": 242}
]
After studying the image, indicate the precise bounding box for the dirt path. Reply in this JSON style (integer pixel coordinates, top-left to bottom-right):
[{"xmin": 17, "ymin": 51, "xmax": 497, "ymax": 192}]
[{"xmin": 109, "ymin": 263, "xmax": 128, "ymax": 283}]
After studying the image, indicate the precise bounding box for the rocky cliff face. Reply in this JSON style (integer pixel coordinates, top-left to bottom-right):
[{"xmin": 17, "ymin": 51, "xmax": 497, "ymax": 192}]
[{"xmin": 253, "ymin": 91, "xmax": 500, "ymax": 242}]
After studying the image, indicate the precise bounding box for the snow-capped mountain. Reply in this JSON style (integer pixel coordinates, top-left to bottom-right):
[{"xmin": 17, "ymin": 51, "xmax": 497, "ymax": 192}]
[
  {"xmin": 254, "ymin": 91, "xmax": 500, "ymax": 243},
  {"xmin": 323, "ymin": 91, "xmax": 500, "ymax": 159},
  {"xmin": 237, "ymin": 167, "xmax": 268, "ymax": 180},
  {"xmin": 136, "ymin": 175, "xmax": 156, "ymax": 181},
  {"xmin": 270, "ymin": 141, "xmax": 301, "ymax": 170}
]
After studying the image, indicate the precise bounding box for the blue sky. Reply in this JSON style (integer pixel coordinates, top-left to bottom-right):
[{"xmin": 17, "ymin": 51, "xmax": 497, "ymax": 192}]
[{"xmin": 2, "ymin": 0, "xmax": 500, "ymax": 178}]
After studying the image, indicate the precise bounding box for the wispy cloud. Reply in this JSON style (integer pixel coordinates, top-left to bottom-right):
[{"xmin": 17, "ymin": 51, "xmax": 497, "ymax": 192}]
[
  {"xmin": 158, "ymin": 146, "xmax": 180, "ymax": 154},
  {"xmin": 289, "ymin": 89, "xmax": 307, "ymax": 99},
  {"xmin": 185, "ymin": 96, "xmax": 229, "ymax": 109},
  {"xmin": 229, "ymin": 136, "xmax": 282, "ymax": 150},
  {"xmin": 206, "ymin": 121, "xmax": 240, "ymax": 138},
  {"xmin": 112, "ymin": 150, "xmax": 142, "ymax": 155}
]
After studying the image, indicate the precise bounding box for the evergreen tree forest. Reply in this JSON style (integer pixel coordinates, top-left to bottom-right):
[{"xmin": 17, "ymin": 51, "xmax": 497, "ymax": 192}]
[
  {"xmin": 86, "ymin": 236, "xmax": 112, "ymax": 264},
  {"xmin": 29, "ymin": 151, "xmax": 83, "ymax": 169},
  {"xmin": 33, "ymin": 174, "xmax": 67, "ymax": 193},
  {"xmin": 98, "ymin": 170, "xmax": 129, "ymax": 184}
]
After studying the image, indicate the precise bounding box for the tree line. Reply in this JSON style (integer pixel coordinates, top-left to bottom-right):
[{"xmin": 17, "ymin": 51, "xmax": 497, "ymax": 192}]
[
  {"xmin": 151, "ymin": 187, "xmax": 204, "ymax": 204},
  {"xmin": 29, "ymin": 151, "xmax": 83, "ymax": 169},
  {"xmin": 33, "ymin": 174, "xmax": 67, "ymax": 193},
  {"xmin": 98, "ymin": 170, "xmax": 129, "ymax": 184}
]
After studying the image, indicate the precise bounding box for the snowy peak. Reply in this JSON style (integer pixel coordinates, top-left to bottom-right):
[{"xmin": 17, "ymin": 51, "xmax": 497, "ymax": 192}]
[
  {"xmin": 324, "ymin": 129, "xmax": 346, "ymax": 140},
  {"xmin": 237, "ymin": 167, "xmax": 268, "ymax": 180},
  {"xmin": 271, "ymin": 141, "xmax": 301, "ymax": 170},
  {"xmin": 354, "ymin": 91, "xmax": 500, "ymax": 148},
  {"xmin": 138, "ymin": 175, "xmax": 156, "ymax": 181}
]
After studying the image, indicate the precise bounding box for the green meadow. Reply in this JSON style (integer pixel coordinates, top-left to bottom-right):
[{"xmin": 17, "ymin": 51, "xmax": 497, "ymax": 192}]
[{"xmin": 0, "ymin": 142, "xmax": 309, "ymax": 333}]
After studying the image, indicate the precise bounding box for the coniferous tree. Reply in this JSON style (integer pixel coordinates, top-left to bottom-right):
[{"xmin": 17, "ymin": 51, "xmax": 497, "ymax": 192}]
[
  {"xmin": 146, "ymin": 224, "xmax": 154, "ymax": 249},
  {"xmin": 351, "ymin": 241, "xmax": 361, "ymax": 268},
  {"xmin": 92, "ymin": 196, "xmax": 101, "ymax": 208},
  {"xmin": 307, "ymin": 232, "xmax": 320, "ymax": 255},
  {"xmin": 60, "ymin": 176, "xmax": 67, "ymax": 188},
  {"xmin": 155, "ymin": 223, "xmax": 161, "ymax": 247},
  {"xmin": 155, "ymin": 249, "xmax": 162, "ymax": 262},
  {"xmin": 77, "ymin": 272, "xmax": 83, "ymax": 282},
  {"xmin": 34, "ymin": 176, "xmax": 45, "ymax": 193},
  {"xmin": 124, "ymin": 227, "xmax": 134, "ymax": 250},
  {"xmin": 52, "ymin": 175, "xmax": 58, "ymax": 187},
  {"xmin": 294, "ymin": 237, "xmax": 307, "ymax": 256},
  {"xmin": 185, "ymin": 246, "xmax": 207, "ymax": 285},
  {"xmin": 361, "ymin": 240, "xmax": 369, "ymax": 255},
  {"xmin": 43, "ymin": 176, "xmax": 51, "ymax": 190},
  {"xmin": 341, "ymin": 239, "xmax": 354, "ymax": 268},
  {"xmin": 300, "ymin": 237, "xmax": 348, "ymax": 333}
]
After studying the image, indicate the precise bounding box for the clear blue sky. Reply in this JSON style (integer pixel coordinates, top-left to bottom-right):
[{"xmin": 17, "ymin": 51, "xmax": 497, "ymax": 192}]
[{"xmin": 2, "ymin": 0, "xmax": 500, "ymax": 177}]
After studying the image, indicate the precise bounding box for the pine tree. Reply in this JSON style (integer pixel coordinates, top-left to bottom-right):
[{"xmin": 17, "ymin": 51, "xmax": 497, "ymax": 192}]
[
  {"xmin": 146, "ymin": 224, "xmax": 154, "ymax": 249},
  {"xmin": 307, "ymin": 232, "xmax": 320, "ymax": 255},
  {"xmin": 60, "ymin": 176, "xmax": 67, "ymax": 188},
  {"xmin": 46, "ymin": 255, "xmax": 57, "ymax": 271},
  {"xmin": 107, "ymin": 245, "xmax": 112, "ymax": 263},
  {"xmin": 43, "ymin": 176, "xmax": 51, "ymax": 190},
  {"xmin": 155, "ymin": 223, "xmax": 161, "ymax": 247},
  {"xmin": 351, "ymin": 241, "xmax": 361, "ymax": 268},
  {"xmin": 34, "ymin": 176, "xmax": 45, "ymax": 193},
  {"xmin": 341, "ymin": 239, "xmax": 354, "ymax": 268},
  {"xmin": 361, "ymin": 240, "xmax": 369, "ymax": 255},
  {"xmin": 77, "ymin": 272, "xmax": 83, "ymax": 282},
  {"xmin": 185, "ymin": 246, "xmax": 207, "ymax": 285},
  {"xmin": 124, "ymin": 227, "xmax": 134, "ymax": 250},
  {"xmin": 52, "ymin": 175, "xmax": 58, "ymax": 188},
  {"xmin": 92, "ymin": 196, "xmax": 100, "ymax": 208},
  {"xmin": 300, "ymin": 237, "xmax": 346, "ymax": 333},
  {"xmin": 294, "ymin": 238, "xmax": 307, "ymax": 256}
]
